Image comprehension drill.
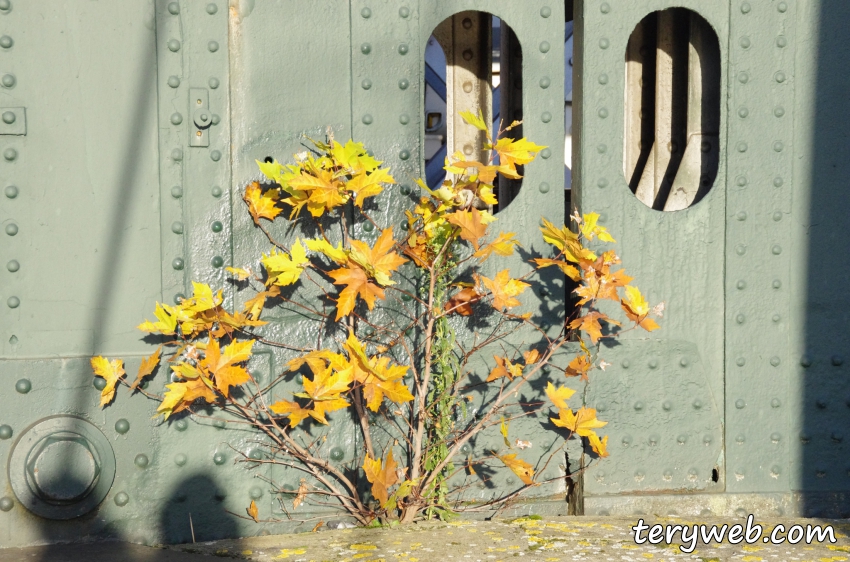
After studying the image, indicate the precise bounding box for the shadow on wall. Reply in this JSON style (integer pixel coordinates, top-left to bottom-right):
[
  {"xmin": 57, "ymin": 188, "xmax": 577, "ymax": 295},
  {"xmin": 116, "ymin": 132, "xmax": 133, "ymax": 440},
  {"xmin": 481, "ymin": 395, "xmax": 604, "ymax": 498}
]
[
  {"xmin": 24, "ymin": 473, "xmax": 237, "ymax": 561},
  {"xmin": 801, "ymin": 0, "xmax": 850, "ymax": 517}
]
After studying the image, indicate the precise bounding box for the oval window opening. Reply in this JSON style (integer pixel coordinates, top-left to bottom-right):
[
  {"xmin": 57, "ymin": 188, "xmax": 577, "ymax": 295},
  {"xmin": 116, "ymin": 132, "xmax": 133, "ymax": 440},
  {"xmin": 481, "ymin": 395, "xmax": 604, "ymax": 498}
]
[
  {"xmin": 624, "ymin": 8, "xmax": 720, "ymax": 211},
  {"xmin": 424, "ymin": 12, "xmax": 523, "ymax": 212}
]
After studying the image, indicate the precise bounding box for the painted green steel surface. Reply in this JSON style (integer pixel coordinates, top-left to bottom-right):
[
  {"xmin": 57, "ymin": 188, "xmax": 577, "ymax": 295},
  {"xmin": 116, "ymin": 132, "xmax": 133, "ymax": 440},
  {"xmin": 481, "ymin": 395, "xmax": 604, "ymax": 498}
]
[{"xmin": 0, "ymin": 0, "xmax": 847, "ymax": 548}]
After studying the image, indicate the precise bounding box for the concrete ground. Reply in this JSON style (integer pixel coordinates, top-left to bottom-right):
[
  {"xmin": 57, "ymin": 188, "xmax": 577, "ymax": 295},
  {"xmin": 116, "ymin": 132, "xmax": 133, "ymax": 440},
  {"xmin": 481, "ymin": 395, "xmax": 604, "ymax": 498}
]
[{"xmin": 0, "ymin": 516, "xmax": 848, "ymax": 561}]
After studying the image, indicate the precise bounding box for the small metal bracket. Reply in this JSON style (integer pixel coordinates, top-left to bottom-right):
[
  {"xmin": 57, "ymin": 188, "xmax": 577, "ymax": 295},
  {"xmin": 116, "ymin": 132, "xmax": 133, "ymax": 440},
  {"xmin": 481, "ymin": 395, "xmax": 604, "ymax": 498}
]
[
  {"xmin": 0, "ymin": 107, "xmax": 26, "ymax": 136},
  {"xmin": 189, "ymin": 89, "xmax": 211, "ymax": 147}
]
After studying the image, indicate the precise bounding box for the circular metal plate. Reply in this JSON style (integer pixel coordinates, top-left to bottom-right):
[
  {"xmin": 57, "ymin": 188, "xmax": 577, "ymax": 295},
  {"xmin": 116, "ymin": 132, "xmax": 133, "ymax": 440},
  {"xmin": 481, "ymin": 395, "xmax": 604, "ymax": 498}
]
[{"xmin": 8, "ymin": 415, "xmax": 116, "ymax": 520}]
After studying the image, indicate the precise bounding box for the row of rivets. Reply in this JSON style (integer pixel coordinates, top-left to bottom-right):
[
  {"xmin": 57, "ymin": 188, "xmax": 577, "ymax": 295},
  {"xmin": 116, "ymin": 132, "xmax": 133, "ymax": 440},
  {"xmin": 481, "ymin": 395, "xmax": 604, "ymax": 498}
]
[{"xmin": 2, "ymin": 1, "xmax": 21, "ymax": 318}]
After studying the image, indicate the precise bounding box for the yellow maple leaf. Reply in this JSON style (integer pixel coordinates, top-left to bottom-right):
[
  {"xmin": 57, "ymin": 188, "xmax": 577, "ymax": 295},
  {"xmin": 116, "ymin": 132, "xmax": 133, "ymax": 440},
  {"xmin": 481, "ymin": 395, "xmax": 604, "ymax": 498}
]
[
  {"xmin": 130, "ymin": 347, "xmax": 161, "ymax": 391},
  {"xmin": 347, "ymin": 167, "xmax": 395, "ymax": 207},
  {"xmin": 91, "ymin": 356, "xmax": 125, "ymax": 406},
  {"xmin": 347, "ymin": 228, "xmax": 407, "ymax": 287},
  {"xmin": 225, "ymin": 266, "xmax": 253, "ymax": 281},
  {"xmin": 545, "ymin": 381, "xmax": 576, "ymax": 410},
  {"xmin": 568, "ymin": 312, "xmax": 619, "ymax": 344},
  {"xmin": 446, "ymin": 208, "xmax": 488, "ymax": 251},
  {"xmin": 137, "ymin": 303, "xmax": 178, "ymax": 335},
  {"xmin": 492, "ymin": 137, "xmax": 546, "ymax": 176},
  {"xmin": 497, "ymin": 453, "xmax": 535, "ymax": 485},
  {"xmin": 156, "ymin": 378, "xmax": 216, "ymax": 419},
  {"xmin": 533, "ymin": 258, "xmax": 581, "ymax": 282},
  {"xmin": 551, "ymin": 406, "xmax": 607, "ymax": 437},
  {"xmin": 362, "ymin": 450, "xmax": 400, "ymax": 507},
  {"xmin": 243, "ymin": 181, "xmax": 282, "ymax": 224},
  {"xmin": 269, "ymin": 399, "xmax": 312, "ymax": 428},
  {"xmin": 486, "ymin": 356, "xmax": 523, "ymax": 382},
  {"xmin": 580, "ymin": 212, "xmax": 616, "ymax": 243},
  {"xmin": 588, "ymin": 432, "xmax": 609, "ymax": 458},
  {"xmin": 539, "ymin": 218, "xmax": 578, "ymax": 251},
  {"xmin": 305, "ymin": 238, "xmax": 347, "ymax": 264},
  {"xmin": 261, "ymin": 240, "xmax": 309, "ymax": 287},
  {"xmin": 479, "ymin": 270, "xmax": 530, "ymax": 311},
  {"xmin": 621, "ymin": 285, "xmax": 660, "ymax": 332},
  {"xmin": 474, "ymin": 231, "xmax": 519, "ymax": 260}
]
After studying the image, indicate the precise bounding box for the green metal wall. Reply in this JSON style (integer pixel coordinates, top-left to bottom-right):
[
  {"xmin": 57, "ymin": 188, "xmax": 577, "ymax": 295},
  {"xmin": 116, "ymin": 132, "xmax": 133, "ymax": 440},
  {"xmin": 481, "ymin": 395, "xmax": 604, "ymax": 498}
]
[{"xmin": 0, "ymin": 0, "xmax": 847, "ymax": 548}]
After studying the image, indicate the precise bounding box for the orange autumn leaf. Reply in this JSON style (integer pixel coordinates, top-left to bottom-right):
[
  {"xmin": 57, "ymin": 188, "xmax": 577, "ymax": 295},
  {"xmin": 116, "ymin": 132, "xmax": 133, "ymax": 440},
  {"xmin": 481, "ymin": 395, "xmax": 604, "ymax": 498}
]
[
  {"xmin": 568, "ymin": 312, "xmax": 619, "ymax": 344},
  {"xmin": 445, "ymin": 287, "xmax": 479, "ymax": 316},
  {"xmin": 130, "ymin": 346, "xmax": 161, "ymax": 391},
  {"xmin": 497, "ymin": 453, "xmax": 535, "ymax": 485},
  {"xmin": 565, "ymin": 352, "xmax": 592, "ymax": 380},
  {"xmin": 328, "ymin": 266, "xmax": 385, "ymax": 320},
  {"xmin": 156, "ymin": 378, "xmax": 217, "ymax": 419},
  {"xmin": 621, "ymin": 285, "xmax": 661, "ymax": 332},
  {"xmin": 486, "ymin": 356, "xmax": 523, "ymax": 382},
  {"xmin": 201, "ymin": 339, "xmax": 255, "ymax": 397},
  {"xmin": 247, "ymin": 500, "xmax": 259, "ymax": 522},
  {"xmin": 533, "ymin": 258, "xmax": 581, "ymax": 282},
  {"xmin": 446, "ymin": 207, "xmax": 488, "ymax": 251},
  {"xmin": 588, "ymin": 432, "xmax": 609, "ymax": 458},
  {"xmin": 91, "ymin": 356, "xmax": 126, "ymax": 407},
  {"xmin": 551, "ymin": 406, "xmax": 607, "ymax": 437},
  {"xmin": 479, "ymin": 270, "xmax": 530, "ymax": 311},
  {"xmin": 362, "ymin": 450, "xmax": 400, "ymax": 507},
  {"xmin": 474, "ymin": 231, "xmax": 519, "ymax": 260},
  {"xmin": 269, "ymin": 399, "xmax": 312, "ymax": 428},
  {"xmin": 293, "ymin": 480, "xmax": 309, "ymax": 509},
  {"xmin": 243, "ymin": 181, "xmax": 282, "ymax": 224},
  {"xmin": 523, "ymin": 349, "xmax": 541, "ymax": 365}
]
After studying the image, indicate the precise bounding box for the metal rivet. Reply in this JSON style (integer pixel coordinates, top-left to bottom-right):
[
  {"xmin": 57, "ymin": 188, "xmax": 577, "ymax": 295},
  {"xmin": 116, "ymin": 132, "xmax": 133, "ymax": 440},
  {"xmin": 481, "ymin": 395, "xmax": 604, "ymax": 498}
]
[
  {"xmin": 542, "ymin": 111, "xmax": 553, "ymax": 123},
  {"xmin": 738, "ymin": 72, "xmax": 749, "ymax": 84},
  {"xmin": 648, "ymin": 434, "xmax": 659, "ymax": 446},
  {"xmin": 634, "ymin": 470, "xmax": 644, "ymax": 481},
  {"xmin": 399, "ymin": 185, "xmax": 411, "ymax": 196},
  {"xmin": 778, "ymin": 2, "xmax": 788, "ymax": 12},
  {"xmin": 360, "ymin": 7, "xmax": 371, "ymax": 18},
  {"xmin": 679, "ymin": 357, "xmax": 689, "ymax": 368},
  {"xmin": 398, "ymin": 78, "xmax": 409, "ymax": 90},
  {"xmin": 7, "ymin": 296, "xmax": 20, "ymax": 308},
  {"xmin": 167, "ymin": 2, "xmax": 179, "ymax": 15},
  {"xmin": 621, "ymin": 360, "xmax": 630, "ymax": 369},
  {"xmin": 1, "ymin": 74, "xmax": 15, "ymax": 88},
  {"xmin": 3, "ymin": 147, "xmax": 17, "ymax": 161},
  {"xmin": 398, "ymin": 43, "xmax": 409, "ymax": 55},
  {"xmin": 832, "ymin": 433, "xmax": 843, "ymax": 443},
  {"xmin": 598, "ymin": 73, "xmax": 609, "ymax": 85},
  {"xmin": 213, "ymin": 452, "xmax": 226, "ymax": 465},
  {"xmin": 832, "ymin": 355, "xmax": 844, "ymax": 366},
  {"xmin": 167, "ymin": 39, "xmax": 181, "ymax": 52},
  {"xmin": 773, "ymin": 279, "xmax": 782, "ymax": 289},
  {"xmin": 801, "ymin": 355, "xmax": 813, "ymax": 367},
  {"xmin": 663, "ymin": 470, "xmax": 672, "ymax": 481},
  {"xmin": 704, "ymin": 435, "xmax": 713, "ymax": 445},
  {"xmin": 5, "ymin": 223, "xmax": 18, "ymax": 236},
  {"xmin": 114, "ymin": 492, "xmax": 130, "ymax": 507},
  {"xmin": 4, "ymin": 184, "xmax": 17, "ymax": 198},
  {"xmin": 362, "ymin": 114, "xmax": 373, "ymax": 125},
  {"xmin": 171, "ymin": 222, "xmax": 184, "ymax": 234},
  {"xmin": 208, "ymin": 77, "xmax": 220, "ymax": 90},
  {"xmin": 174, "ymin": 453, "xmax": 187, "ymax": 466},
  {"xmin": 741, "ymin": 2, "xmax": 751, "ymax": 13},
  {"xmin": 771, "ymin": 433, "xmax": 782, "ymax": 444},
  {"xmin": 93, "ymin": 377, "xmax": 106, "ymax": 391},
  {"xmin": 211, "ymin": 186, "xmax": 223, "ymax": 198},
  {"xmin": 362, "ymin": 222, "xmax": 374, "ymax": 233},
  {"xmin": 0, "ymin": 0, "xmax": 9, "ymax": 11},
  {"xmin": 597, "ymin": 38, "xmax": 608, "ymax": 50},
  {"xmin": 115, "ymin": 419, "xmax": 130, "ymax": 434},
  {"xmin": 170, "ymin": 113, "xmax": 183, "ymax": 126},
  {"xmin": 134, "ymin": 454, "xmax": 150, "ymax": 468},
  {"xmin": 600, "ymin": 2, "xmax": 611, "ymax": 13},
  {"xmin": 776, "ymin": 36, "xmax": 787, "ymax": 48},
  {"xmin": 738, "ymin": 107, "xmax": 749, "ymax": 118},
  {"xmin": 736, "ymin": 280, "xmax": 746, "ymax": 290},
  {"xmin": 735, "ymin": 244, "xmax": 746, "ymax": 256},
  {"xmin": 171, "ymin": 186, "xmax": 183, "ymax": 199},
  {"xmin": 399, "ymin": 150, "xmax": 410, "ymax": 161},
  {"xmin": 1, "ymin": 111, "xmax": 15, "ymax": 124},
  {"xmin": 462, "ymin": 143, "xmax": 474, "ymax": 156},
  {"xmin": 540, "ymin": 148, "xmax": 552, "ymax": 159},
  {"xmin": 249, "ymin": 486, "xmax": 263, "ymax": 499},
  {"xmin": 210, "ymin": 150, "xmax": 222, "ymax": 162},
  {"xmin": 208, "ymin": 41, "xmax": 219, "ymax": 53},
  {"xmin": 462, "ymin": 49, "xmax": 474, "ymax": 61},
  {"xmin": 538, "ymin": 182, "xmax": 550, "ymax": 194},
  {"xmin": 211, "ymin": 256, "xmax": 224, "ymax": 268},
  {"xmin": 736, "ymin": 357, "xmax": 746, "ymax": 367},
  {"xmin": 737, "ymin": 142, "xmax": 748, "ymax": 153},
  {"xmin": 175, "ymin": 419, "xmax": 188, "ymax": 431},
  {"xmin": 622, "ymin": 435, "xmax": 632, "ymax": 446},
  {"xmin": 774, "ymin": 106, "xmax": 786, "ymax": 118},
  {"xmin": 211, "ymin": 114, "xmax": 221, "ymax": 125},
  {"xmin": 357, "ymin": 78, "xmax": 372, "ymax": 90},
  {"xmin": 330, "ymin": 447, "xmax": 345, "ymax": 461},
  {"xmin": 539, "ymin": 41, "xmax": 551, "ymax": 54},
  {"xmin": 399, "ymin": 114, "xmax": 409, "ymax": 125},
  {"xmin": 597, "ymin": 144, "xmax": 607, "ymax": 154},
  {"xmin": 773, "ymin": 211, "xmax": 783, "ymax": 222},
  {"xmin": 540, "ymin": 6, "xmax": 551, "ymax": 18},
  {"xmin": 662, "ymin": 401, "xmax": 672, "ymax": 411},
  {"xmin": 399, "ymin": 6, "xmax": 410, "ymax": 18},
  {"xmin": 773, "ymin": 141, "xmax": 784, "ymax": 152},
  {"xmin": 692, "ymin": 400, "xmax": 702, "ymax": 410},
  {"xmin": 206, "ymin": 3, "xmax": 217, "ymax": 15},
  {"xmin": 648, "ymin": 359, "xmax": 659, "ymax": 369},
  {"xmin": 735, "ymin": 399, "xmax": 746, "ymax": 409},
  {"xmin": 736, "ymin": 434, "xmax": 746, "ymax": 444},
  {"xmin": 9, "ymin": 335, "xmax": 17, "ymax": 345},
  {"xmin": 775, "ymin": 71, "xmax": 786, "ymax": 83},
  {"xmin": 634, "ymin": 401, "xmax": 644, "ymax": 411},
  {"xmin": 539, "ymin": 76, "xmax": 551, "ymax": 89},
  {"xmin": 736, "ymin": 211, "xmax": 747, "ymax": 221},
  {"xmin": 0, "ymin": 425, "xmax": 12, "ymax": 440},
  {"xmin": 167, "ymin": 76, "xmax": 180, "ymax": 88},
  {"xmin": 211, "ymin": 221, "xmax": 223, "ymax": 233},
  {"xmin": 816, "ymin": 399, "xmax": 827, "ymax": 409},
  {"xmin": 739, "ymin": 37, "xmax": 751, "ymax": 49},
  {"xmin": 360, "ymin": 43, "xmax": 371, "ymax": 55},
  {"xmin": 6, "ymin": 260, "xmax": 19, "ymax": 272},
  {"xmin": 171, "ymin": 148, "xmax": 183, "ymax": 161},
  {"xmin": 772, "ymin": 245, "xmax": 782, "ymax": 255},
  {"xmin": 774, "ymin": 176, "xmax": 784, "ymax": 187},
  {"xmin": 172, "ymin": 258, "xmax": 184, "ymax": 270},
  {"xmin": 736, "ymin": 313, "xmax": 745, "ymax": 324}
]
